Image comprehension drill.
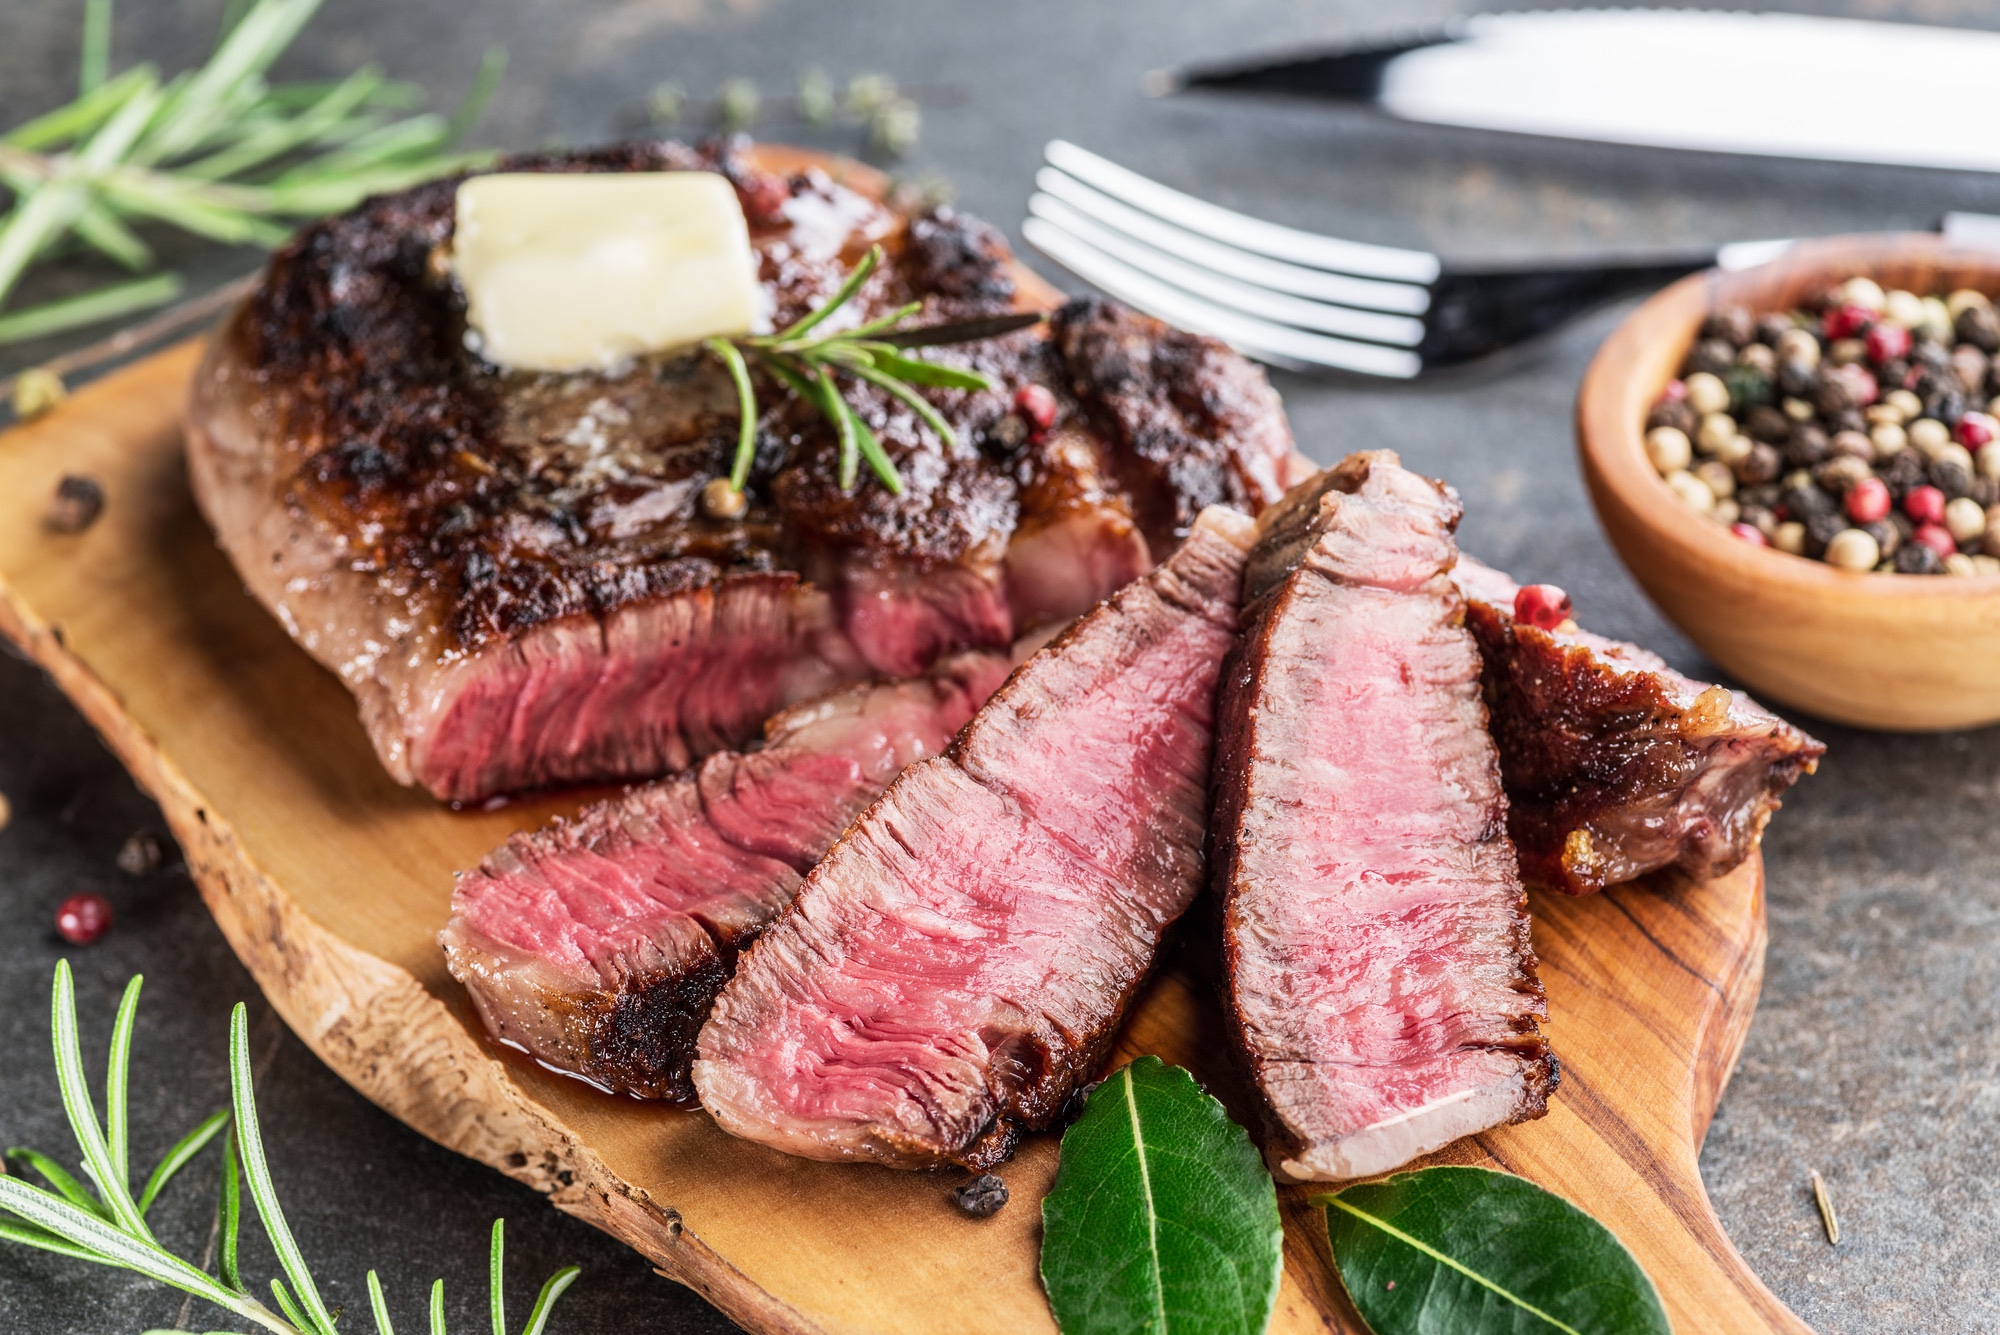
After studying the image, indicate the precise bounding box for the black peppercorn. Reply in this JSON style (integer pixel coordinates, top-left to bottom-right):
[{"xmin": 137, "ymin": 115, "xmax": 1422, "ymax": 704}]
[
  {"xmin": 1877, "ymin": 448, "xmax": 1926, "ymax": 494},
  {"xmin": 1782, "ymin": 482, "xmax": 1835, "ymax": 519},
  {"xmin": 1953, "ymin": 344, "xmax": 1991, "ymax": 395},
  {"xmin": 1813, "ymin": 376, "xmax": 1856, "ymax": 417},
  {"xmin": 953, "ymin": 1174, "xmax": 1008, "ymax": 1217},
  {"xmin": 1755, "ymin": 312, "xmax": 1796, "ymax": 347},
  {"xmin": 1739, "ymin": 503, "xmax": 1779, "ymax": 535},
  {"xmin": 1703, "ymin": 307, "xmax": 1756, "ymax": 346},
  {"xmin": 1739, "ymin": 482, "xmax": 1783, "ymax": 512},
  {"xmin": 1975, "ymin": 476, "xmax": 2000, "ymax": 508},
  {"xmin": 1776, "ymin": 359, "xmax": 1818, "ymax": 399},
  {"xmin": 1743, "ymin": 404, "xmax": 1790, "ymax": 443},
  {"xmin": 1784, "ymin": 423, "xmax": 1830, "ymax": 468},
  {"xmin": 1723, "ymin": 364, "xmax": 1773, "ymax": 410},
  {"xmin": 1646, "ymin": 399, "xmax": 1696, "ymax": 436},
  {"xmin": 1876, "ymin": 358, "xmax": 1909, "ymax": 388},
  {"xmin": 1861, "ymin": 519, "xmax": 1901, "ymax": 557},
  {"xmin": 1803, "ymin": 510, "xmax": 1847, "ymax": 558},
  {"xmin": 1956, "ymin": 303, "xmax": 2000, "ymax": 353},
  {"xmin": 46, "ymin": 474, "xmax": 104, "ymax": 533},
  {"xmin": 1924, "ymin": 385, "xmax": 1967, "ymax": 426},
  {"xmin": 1931, "ymin": 457, "xmax": 1974, "ymax": 499},
  {"xmin": 1895, "ymin": 541, "xmax": 1944, "ymax": 574},
  {"xmin": 1685, "ymin": 337, "xmax": 1738, "ymax": 377},
  {"xmin": 1736, "ymin": 441, "xmax": 1782, "ymax": 485}
]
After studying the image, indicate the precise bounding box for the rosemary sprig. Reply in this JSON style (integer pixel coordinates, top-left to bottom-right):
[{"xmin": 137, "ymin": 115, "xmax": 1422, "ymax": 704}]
[
  {"xmin": 0, "ymin": 962, "xmax": 580, "ymax": 1334},
  {"xmin": 704, "ymin": 244, "xmax": 1042, "ymax": 497},
  {"xmin": 0, "ymin": 0, "xmax": 504, "ymax": 345}
]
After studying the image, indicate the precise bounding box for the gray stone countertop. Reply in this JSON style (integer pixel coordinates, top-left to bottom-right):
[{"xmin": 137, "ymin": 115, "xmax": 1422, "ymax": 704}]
[{"xmin": 5, "ymin": 1, "xmax": 1999, "ymax": 1330}]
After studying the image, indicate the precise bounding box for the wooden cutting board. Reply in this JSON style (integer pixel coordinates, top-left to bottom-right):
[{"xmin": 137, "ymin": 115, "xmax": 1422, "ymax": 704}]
[{"xmin": 0, "ymin": 338, "xmax": 1810, "ymax": 1335}]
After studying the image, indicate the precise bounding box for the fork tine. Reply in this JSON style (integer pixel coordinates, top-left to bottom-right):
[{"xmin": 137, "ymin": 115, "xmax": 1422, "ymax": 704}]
[
  {"xmin": 1028, "ymin": 193, "xmax": 1428, "ymax": 347},
  {"xmin": 1044, "ymin": 140, "xmax": 1442, "ymax": 284},
  {"xmin": 1034, "ymin": 167, "xmax": 1431, "ymax": 315},
  {"xmin": 1022, "ymin": 217, "xmax": 1423, "ymax": 378}
]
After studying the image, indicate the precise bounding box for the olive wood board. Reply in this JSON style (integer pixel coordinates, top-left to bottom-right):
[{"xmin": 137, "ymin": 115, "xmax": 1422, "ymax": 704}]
[{"xmin": 0, "ymin": 336, "xmax": 1813, "ymax": 1334}]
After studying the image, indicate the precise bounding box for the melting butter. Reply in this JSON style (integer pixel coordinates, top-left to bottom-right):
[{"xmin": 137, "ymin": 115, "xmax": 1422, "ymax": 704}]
[{"xmin": 452, "ymin": 172, "xmax": 759, "ymax": 373}]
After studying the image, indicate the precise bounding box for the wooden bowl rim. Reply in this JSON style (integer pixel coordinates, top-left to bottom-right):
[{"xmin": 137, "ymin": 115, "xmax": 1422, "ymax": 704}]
[{"xmin": 1578, "ymin": 231, "xmax": 2000, "ymax": 601}]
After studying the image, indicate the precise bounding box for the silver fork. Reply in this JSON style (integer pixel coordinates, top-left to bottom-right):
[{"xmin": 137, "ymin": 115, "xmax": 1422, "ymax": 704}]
[{"xmin": 1023, "ymin": 140, "xmax": 1807, "ymax": 378}]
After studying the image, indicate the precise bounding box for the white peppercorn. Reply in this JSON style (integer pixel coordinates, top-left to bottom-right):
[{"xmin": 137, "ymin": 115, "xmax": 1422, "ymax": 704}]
[
  {"xmin": 1694, "ymin": 459, "xmax": 1737, "ymax": 500},
  {"xmin": 1645, "ymin": 426, "xmax": 1692, "ymax": 473},
  {"xmin": 1782, "ymin": 396, "xmax": 1816, "ymax": 422},
  {"xmin": 1884, "ymin": 388, "xmax": 1923, "ymax": 421},
  {"xmin": 1885, "ymin": 289, "xmax": 1925, "ymax": 329},
  {"xmin": 1946, "ymin": 495, "xmax": 1987, "ymax": 542},
  {"xmin": 1713, "ymin": 434, "xmax": 1753, "ymax": 466},
  {"xmin": 1975, "ymin": 554, "xmax": 2000, "ymax": 575},
  {"xmin": 1869, "ymin": 423, "xmax": 1908, "ymax": 459},
  {"xmin": 1666, "ymin": 469, "xmax": 1716, "ymax": 514},
  {"xmin": 1920, "ymin": 296, "xmax": 1956, "ymax": 344},
  {"xmin": 1937, "ymin": 442, "xmax": 1977, "ymax": 478},
  {"xmin": 1772, "ymin": 520, "xmax": 1807, "ymax": 554},
  {"xmin": 1712, "ymin": 498, "xmax": 1741, "ymax": 526},
  {"xmin": 1824, "ymin": 528, "xmax": 1881, "ymax": 570},
  {"xmin": 1945, "ymin": 552, "xmax": 1980, "ymax": 576},
  {"xmin": 1684, "ymin": 371, "xmax": 1731, "ymax": 416},
  {"xmin": 1840, "ymin": 277, "xmax": 1887, "ymax": 312},
  {"xmin": 1908, "ymin": 417, "xmax": 1952, "ymax": 457},
  {"xmin": 1775, "ymin": 328, "xmax": 1821, "ymax": 367},
  {"xmin": 1829, "ymin": 430, "xmax": 1874, "ymax": 461},
  {"xmin": 700, "ymin": 478, "xmax": 749, "ymax": 520},
  {"xmin": 1696, "ymin": 412, "xmax": 1738, "ymax": 455},
  {"xmin": 1828, "ymin": 337, "xmax": 1867, "ymax": 366},
  {"xmin": 1948, "ymin": 289, "xmax": 1992, "ymax": 320}
]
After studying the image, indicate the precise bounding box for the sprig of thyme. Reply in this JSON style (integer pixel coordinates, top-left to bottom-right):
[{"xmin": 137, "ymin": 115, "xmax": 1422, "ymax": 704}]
[
  {"xmin": 704, "ymin": 244, "xmax": 1042, "ymax": 497},
  {"xmin": 0, "ymin": 0, "xmax": 503, "ymax": 345},
  {"xmin": 0, "ymin": 962, "xmax": 579, "ymax": 1334}
]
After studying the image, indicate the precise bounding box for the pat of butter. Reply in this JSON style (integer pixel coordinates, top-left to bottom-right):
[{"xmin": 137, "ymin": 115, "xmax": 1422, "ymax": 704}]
[{"xmin": 452, "ymin": 172, "xmax": 759, "ymax": 373}]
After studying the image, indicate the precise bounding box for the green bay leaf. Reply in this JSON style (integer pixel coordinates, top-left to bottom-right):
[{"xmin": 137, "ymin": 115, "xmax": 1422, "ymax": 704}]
[
  {"xmin": 1325, "ymin": 1166, "xmax": 1670, "ymax": 1335},
  {"xmin": 1039, "ymin": 1056, "xmax": 1282, "ymax": 1335}
]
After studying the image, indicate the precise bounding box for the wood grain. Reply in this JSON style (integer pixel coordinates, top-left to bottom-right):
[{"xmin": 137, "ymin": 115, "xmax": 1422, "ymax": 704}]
[
  {"xmin": 1578, "ymin": 234, "xmax": 2000, "ymax": 731},
  {"xmin": 0, "ymin": 353, "xmax": 1810, "ymax": 1333}
]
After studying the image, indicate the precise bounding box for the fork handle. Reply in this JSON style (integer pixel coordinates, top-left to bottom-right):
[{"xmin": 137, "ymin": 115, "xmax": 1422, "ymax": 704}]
[{"xmin": 1421, "ymin": 258, "xmax": 1717, "ymax": 367}]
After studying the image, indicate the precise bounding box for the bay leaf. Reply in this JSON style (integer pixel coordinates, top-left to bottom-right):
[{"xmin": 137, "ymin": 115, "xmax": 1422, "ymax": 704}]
[
  {"xmin": 1325, "ymin": 1166, "xmax": 1670, "ymax": 1335},
  {"xmin": 1039, "ymin": 1056, "xmax": 1282, "ymax": 1335}
]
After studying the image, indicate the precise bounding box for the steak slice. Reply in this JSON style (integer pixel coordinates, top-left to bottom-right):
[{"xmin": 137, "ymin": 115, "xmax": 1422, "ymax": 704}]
[
  {"xmin": 440, "ymin": 650, "xmax": 1010, "ymax": 1102},
  {"xmin": 692, "ymin": 506, "xmax": 1257, "ymax": 1169},
  {"xmin": 187, "ymin": 139, "xmax": 1293, "ymax": 802},
  {"xmin": 1213, "ymin": 454, "xmax": 1556, "ymax": 1183},
  {"xmin": 1455, "ymin": 560, "xmax": 1824, "ymax": 895}
]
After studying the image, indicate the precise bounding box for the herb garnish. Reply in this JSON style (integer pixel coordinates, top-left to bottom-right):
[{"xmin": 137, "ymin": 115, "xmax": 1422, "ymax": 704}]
[
  {"xmin": 0, "ymin": 0, "xmax": 502, "ymax": 345},
  {"xmin": 704, "ymin": 244, "xmax": 1041, "ymax": 497},
  {"xmin": 1038, "ymin": 1057, "xmax": 1282, "ymax": 1335},
  {"xmin": 0, "ymin": 962, "xmax": 579, "ymax": 1334},
  {"xmin": 1321, "ymin": 1166, "xmax": 1669, "ymax": 1335}
]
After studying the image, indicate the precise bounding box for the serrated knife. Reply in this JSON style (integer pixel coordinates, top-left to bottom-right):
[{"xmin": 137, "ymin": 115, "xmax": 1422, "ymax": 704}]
[{"xmin": 1158, "ymin": 9, "xmax": 2000, "ymax": 173}]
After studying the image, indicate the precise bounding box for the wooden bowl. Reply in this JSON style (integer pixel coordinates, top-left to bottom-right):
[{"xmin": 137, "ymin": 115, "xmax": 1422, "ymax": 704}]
[{"xmin": 1577, "ymin": 234, "xmax": 2000, "ymax": 730}]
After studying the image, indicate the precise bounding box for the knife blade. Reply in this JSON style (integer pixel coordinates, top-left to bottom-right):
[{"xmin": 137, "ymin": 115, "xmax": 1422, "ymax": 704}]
[{"xmin": 1160, "ymin": 10, "xmax": 2000, "ymax": 173}]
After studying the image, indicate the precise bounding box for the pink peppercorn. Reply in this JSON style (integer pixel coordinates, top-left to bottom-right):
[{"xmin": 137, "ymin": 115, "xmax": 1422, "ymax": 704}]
[
  {"xmin": 1014, "ymin": 384, "xmax": 1057, "ymax": 433},
  {"xmin": 1914, "ymin": 523, "xmax": 1958, "ymax": 559},
  {"xmin": 1956, "ymin": 411, "xmax": 1997, "ymax": 450},
  {"xmin": 1844, "ymin": 476, "xmax": 1891, "ymax": 524},
  {"xmin": 55, "ymin": 892, "xmax": 113, "ymax": 945},
  {"xmin": 1729, "ymin": 522, "xmax": 1769, "ymax": 546},
  {"xmin": 1513, "ymin": 583, "xmax": 1572, "ymax": 630},
  {"xmin": 1905, "ymin": 485, "xmax": 1947, "ymax": 526},
  {"xmin": 1865, "ymin": 322, "xmax": 1912, "ymax": 363},
  {"xmin": 1661, "ymin": 378, "xmax": 1688, "ymax": 402},
  {"xmin": 1837, "ymin": 363, "xmax": 1880, "ymax": 407},
  {"xmin": 1822, "ymin": 304, "xmax": 1874, "ymax": 340}
]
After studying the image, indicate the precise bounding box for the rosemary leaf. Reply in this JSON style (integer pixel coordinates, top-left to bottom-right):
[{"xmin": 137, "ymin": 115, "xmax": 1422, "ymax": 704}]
[
  {"xmin": 521, "ymin": 1266, "xmax": 583, "ymax": 1335},
  {"xmin": 808, "ymin": 367, "xmax": 862, "ymax": 490},
  {"xmin": 764, "ymin": 244, "xmax": 881, "ymax": 344},
  {"xmin": 0, "ymin": 1176, "xmax": 254, "ymax": 1320},
  {"xmin": 218, "ymin": 1125, "xmax": 243, "ymax": 1292},
  {"xmin": 843, "ymin": 359, "xmax": 962, "ymax": 448},
  {"xmin": 230, "ymin": 1002, "xmax": 339, "ymax": 1333},
  {"xmin": 49, "ymin": 963, "xmax": 151, "ymax": 1239},
  {"xmin": 9, "ymin": 65, "xmax": 155, "ymax": 152},
  {"xmin": 860, "ymin": 348, "xmax": 995, "ymax": 392},
  {"xmin": 368, "ymin": 1270, "xmax": 397, "ymax": 1335},
  {"xmin": 850, "ymin": 412, "xmax": 904, "ymax": 495},
  {"xmin": 490, "ymin": 1219, "xmax": 505, "ymax": 1335},
  {"xmin": 704, "ymin": 336, "xmax": 757, "ymax": 491},
  {"xmin": 136, "ymin": 1110, "xmax": 229, "ymax": 1217},
  {"xmin": 71, "ymin": 201, "xmax": 155, "ymax": 270},
  {"xmin": 177, "ymin": 65, "xmax": 387, "ymax": 182},
  {"xmin": 430, "ymin": 1277, "xmax": 448, "ymax": 1335},
  {"xmin": 79, "ymin": 0, "xmax": 113, "ymax": 97},
  {"xmin": 269, "ymin": 1276, "xmax": 313, "ymax": 1332},
  {"xmin": 4, "ymin": 1148, "xmax": 107, "ymax": 1218},
  {"xmin": 0, "ymin": 1216, "xmax": 103, "ymax": 1264},
  {"xmin": 105, "ymin": 976, "xmax": 142, "ymax": 1185}
]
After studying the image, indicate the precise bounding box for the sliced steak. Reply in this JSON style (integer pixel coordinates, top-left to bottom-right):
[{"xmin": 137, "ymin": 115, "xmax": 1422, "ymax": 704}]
[
  {"xmin": 440, "ymin": 651, "xmax": 1009, "ymax": 1101},
  {"xmin": 1213, "ymin": 454, "xmax": 1556, "ymax": 1183},
  {"xmin": 187, "ymin": 139, "xmax": 1292, "ymax": 802},
  {"xmin": 692, "ymin": 506, "xmax": 1257, "ymax": 1169},
  {"xmin": 1456, "ymin": 559, "xmax": 1824, "ymax": 895}
]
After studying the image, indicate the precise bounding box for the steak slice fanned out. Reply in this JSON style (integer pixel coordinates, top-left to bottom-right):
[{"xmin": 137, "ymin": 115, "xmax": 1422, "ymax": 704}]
[
  {"xmin": 692, "ymin": 506, "xmax": 1257, "ymax": 1169},
  {"xmin": 1455, "ymin": 559, "xmax": 1825, "ymax": 896},
  {"xmin": 1212, "ymin": 454, "xmax": 1557, "ymax": 1184},
  {"xmin": 186, "ymin": 139, "xmax": 1293, "ymax": 802},
  {"xmin": 440, "ymin": 651, "xmax": 1010, "ymax": 1102}
]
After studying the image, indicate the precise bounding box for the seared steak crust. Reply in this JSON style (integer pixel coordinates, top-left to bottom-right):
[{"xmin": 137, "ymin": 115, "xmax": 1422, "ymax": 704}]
[
  {"xmin": 1054, "ymin": 295, "xmax": 1293, "ymax": 553},
  {"xmin": 1212, "ymin": 455, "xmax": 1555, "ymax": 1183},
  {"xmin": 1456, "ymin": 560, "xmax": 1823, "ymax": 895},
  {"xmin": 440, "ymin": 651, "xmax": 1011, "ymax": 1101},
  {"xmin": 187, "ymin": 139, "xmax": 1294, "ymax": 800},
  {"xmin": 693, "ymin": 507, "xmax": 1256, "ymax": 1170}
]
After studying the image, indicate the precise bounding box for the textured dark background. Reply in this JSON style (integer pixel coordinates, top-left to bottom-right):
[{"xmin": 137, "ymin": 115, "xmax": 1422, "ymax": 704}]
[{"xmin": 6, "ymin": 1, "xmax": 2000, "ymax": 1330}]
